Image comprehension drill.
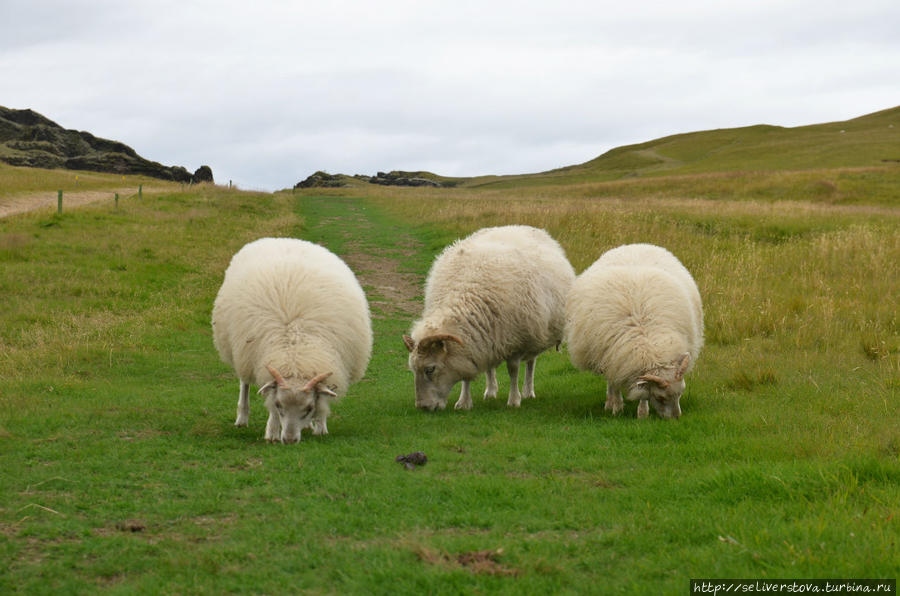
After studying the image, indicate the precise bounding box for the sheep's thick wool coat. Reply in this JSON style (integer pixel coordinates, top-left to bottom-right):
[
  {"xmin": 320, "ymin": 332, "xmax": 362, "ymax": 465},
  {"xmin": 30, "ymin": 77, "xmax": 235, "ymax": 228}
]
[
  {"xmin": 565, "ymin": 243, "xmax": 703, "ymax": 386},
  {"xmin": 411, "ymin": 225, "xmax": 575, "ymax": 371},
  {"xmin": 212, "ymin": 238, "xmax": 372, "ymax": 394}
]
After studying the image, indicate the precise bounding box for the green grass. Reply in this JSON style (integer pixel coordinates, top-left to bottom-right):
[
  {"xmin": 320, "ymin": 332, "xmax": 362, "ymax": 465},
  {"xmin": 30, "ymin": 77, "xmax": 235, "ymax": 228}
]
[
  {"xmin": 2, "ymin": 150, "xmax": 899, "ymax": 594},
  {"xmin": 460, "ymin": 106, "xmax": 900, "ymax": 200}
]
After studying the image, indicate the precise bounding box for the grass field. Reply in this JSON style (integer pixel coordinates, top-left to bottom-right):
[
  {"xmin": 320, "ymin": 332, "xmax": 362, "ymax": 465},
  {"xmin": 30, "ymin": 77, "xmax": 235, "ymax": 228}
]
[
  {"xmin": 0, "ymin": 162, "xmax": 181, "ymax": 196},
  {"xmin": 1, "ymin": 132, "xmax": 899, "ymax": 594}
]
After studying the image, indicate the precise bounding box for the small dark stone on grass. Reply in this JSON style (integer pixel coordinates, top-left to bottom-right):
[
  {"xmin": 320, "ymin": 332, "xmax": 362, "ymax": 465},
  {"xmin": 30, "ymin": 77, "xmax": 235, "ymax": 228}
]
[{"xmin": 396, "ymin": 451, "xmax": 428, "ymax": 468}]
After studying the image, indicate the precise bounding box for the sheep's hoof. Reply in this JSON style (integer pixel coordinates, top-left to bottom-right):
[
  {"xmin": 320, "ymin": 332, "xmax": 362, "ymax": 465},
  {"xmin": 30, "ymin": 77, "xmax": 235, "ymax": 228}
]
[
  {"xmin": 604, "ymin": 396, "xmax": 624, "ymax": 415},
  {"xmin": 454, "ymin": 399, "xmax": 473, "ymax": 410}
]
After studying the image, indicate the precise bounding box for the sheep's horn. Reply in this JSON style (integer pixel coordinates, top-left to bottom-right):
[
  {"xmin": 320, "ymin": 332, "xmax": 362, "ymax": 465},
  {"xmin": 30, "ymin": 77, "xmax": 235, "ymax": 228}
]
[
  {"xmin": 402, "ymin": 335, "xmax": 416, "ymax": 353},
  {"xmin": 638, "ymin": 374, "xmax": 670, "ymax": 388},
  {"xmin": 674, "ymin": 353, "xmax": 691, "ymax": 381},
  {"xmin": 302, "ymin": 372, "xmax": 333, "ymax": 393},
  {"xmin": 417, "ymin": 334, "xmax": 464, "ymax": 353},
  {"xmin": 266, "ymin": 365, "xmax": 288, "ymax": 389}
]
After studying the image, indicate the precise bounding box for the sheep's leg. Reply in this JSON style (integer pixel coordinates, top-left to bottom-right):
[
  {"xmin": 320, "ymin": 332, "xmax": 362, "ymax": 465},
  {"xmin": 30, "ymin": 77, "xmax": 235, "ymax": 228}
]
[
  {"xmin": 522, "ymin": 358, "xmax": 537, "ymax": 399},
  {"xmin": 235, "ymin": 380, "xmax": 250, "ymax": 427},
  {"xmin": 637, "ymin": 399, "xmax": 650, "ymax": 419},
  {"xmin": 483, "ymin": 368, "xmax": 498, "ymax": 399},
  {"xmin": 264, "ymin": 409, "xmax": 281, "ymax": 442},
  {"xmin": 506, "ymin": 359, "xmax": 522, "ymax": 407},
  {"xmin": 455, "ymin": 380, "xmax": 473, "ymax": 410},
  {"xmin": 605, "ymin": 383, "xmax": 624, "ymax": 415},
  {"xmin": 311, "ymin": 416, "xmax": 328, "ymax": 435}
]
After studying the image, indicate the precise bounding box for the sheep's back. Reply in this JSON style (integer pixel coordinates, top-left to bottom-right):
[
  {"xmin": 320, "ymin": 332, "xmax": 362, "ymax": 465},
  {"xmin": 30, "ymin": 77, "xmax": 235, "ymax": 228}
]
[
  {"xmin": 591, "ymin": 243, "xmax": 703, "ymax": 328},
  {"xmin": 566, "ymin": 261, "xmax": 702, "ymax": 383},
  {"xmin": 422, "ymin": 226, "xmax": 575, "ymax": 358},
  {"xmin": 212, "ymin": 238, "xmax": 372, "ymax": 383}
]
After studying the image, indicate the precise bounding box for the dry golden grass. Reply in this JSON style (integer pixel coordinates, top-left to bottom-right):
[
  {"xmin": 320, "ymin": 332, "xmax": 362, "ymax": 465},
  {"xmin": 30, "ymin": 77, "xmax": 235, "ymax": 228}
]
[
  {"xmin": 358, "ymin": 181, "xmax": 899, "ymax": 410},
  {"xmin": 0, "ymin": 162, "xmax": 182, "ymax": 197},
  {"xmin": 0, "ymin": 186, "xmax": 301, "ymax": 384}
]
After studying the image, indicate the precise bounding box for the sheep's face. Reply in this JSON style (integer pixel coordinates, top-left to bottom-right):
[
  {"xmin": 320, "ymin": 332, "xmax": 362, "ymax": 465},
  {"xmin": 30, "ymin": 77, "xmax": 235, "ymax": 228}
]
[
  {"xmin": 632, "ymin": 377, "xmax": 685, "ymax": 419},
  {"xmin": 260, "ymin": 384, "xmax": 318, "ymax": 443},
  {"xmin": 403, "ymin": 334, "xmax": 473, "ymax": 411},
  {"xmin": 629, "ymin": 353, "xmax": 691, "ymax": 419},
  {"xmin": 258, "ymin": 368, "xmax": 336, "ymax": 443}
]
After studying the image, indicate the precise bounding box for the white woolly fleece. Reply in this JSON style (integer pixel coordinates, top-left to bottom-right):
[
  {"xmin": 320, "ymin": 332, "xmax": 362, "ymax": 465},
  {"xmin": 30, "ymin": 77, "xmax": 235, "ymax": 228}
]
[
  {"xmin": 411, "ymin": 225, "xmax": 576, "ymax": 371},
  {"xmin": 212, "ymin": 237, "xmax": 372, "ymax": 394},
  {"xmin": 565, "ymin": 243, "xmax": 703, "ymax": 386}
]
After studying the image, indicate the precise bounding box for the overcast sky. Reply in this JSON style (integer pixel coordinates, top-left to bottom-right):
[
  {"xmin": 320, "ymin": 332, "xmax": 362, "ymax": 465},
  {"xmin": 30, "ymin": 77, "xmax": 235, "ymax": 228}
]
[{"xmin": 2, "ymin": 0, "xmax": 898, "ymax": 191}]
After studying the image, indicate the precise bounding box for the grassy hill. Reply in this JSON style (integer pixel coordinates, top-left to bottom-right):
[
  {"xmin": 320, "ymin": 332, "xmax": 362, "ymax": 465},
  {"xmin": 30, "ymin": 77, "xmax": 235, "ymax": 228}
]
[
  {"xmin": 462, "ymin": 105, "xmax": 900, "ymax": 189},
  {"xmin": 1, "ymin": 108, "xmax": 898, "ymax": 592}
]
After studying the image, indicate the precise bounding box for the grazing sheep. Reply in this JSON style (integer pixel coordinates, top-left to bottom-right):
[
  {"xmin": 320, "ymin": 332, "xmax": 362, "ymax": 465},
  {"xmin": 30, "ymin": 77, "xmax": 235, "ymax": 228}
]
[
  {"xmin": 565, "ymin": 243, "xmax": 703, "ymax": 419},
  {"xmin": 403, "ymin": 225, "xmax": 575, "ymax": 411},
  {"xmin": 212, "ymin": 238, "xmax": 372, "ymax": 443}
]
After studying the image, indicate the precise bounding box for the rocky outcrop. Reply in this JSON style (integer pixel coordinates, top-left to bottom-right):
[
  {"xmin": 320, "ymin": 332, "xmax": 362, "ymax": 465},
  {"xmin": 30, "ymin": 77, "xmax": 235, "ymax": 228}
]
[
  {"xmin": 294, "ymin": 171, "xmax": 347, "ymax": 188},
  {"xmin": 192, "ymin": 165, "xmax": 214, "ymax": 184},
  {"xmin": 294, "ymin": 169, "xmax": 452, "ymax": 189},
  {"xmin": 369, "ymin": 171, "xmax": 443, "ymax": 187},
  {"xmin": 0, "ymin": 106, "xmax": 211, "ymax": 183}
]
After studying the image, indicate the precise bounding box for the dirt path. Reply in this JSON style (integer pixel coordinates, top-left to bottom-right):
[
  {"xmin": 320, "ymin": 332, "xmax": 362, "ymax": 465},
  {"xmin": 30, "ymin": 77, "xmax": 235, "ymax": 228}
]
[
  {"xmin": 307, "ymin": 197, "xmax": 424, "ymax": 319},
  {"xmin": 0, "ymin": 187, "xmax": 164, "ymax": 218}
]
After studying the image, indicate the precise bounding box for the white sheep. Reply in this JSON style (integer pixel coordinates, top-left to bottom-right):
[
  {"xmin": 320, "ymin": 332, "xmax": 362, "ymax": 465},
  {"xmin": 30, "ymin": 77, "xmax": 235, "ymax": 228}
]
[
  {"xmin": 565, "ymin": 243, "xmax": 703, "ymax": 419},
  {"xmin": 403, "ymin": 225, "xmax": 575, "ymax": 411},
  {"xmin": 212, "ymin": 238, "xmax": 372, "ymax": 442}
]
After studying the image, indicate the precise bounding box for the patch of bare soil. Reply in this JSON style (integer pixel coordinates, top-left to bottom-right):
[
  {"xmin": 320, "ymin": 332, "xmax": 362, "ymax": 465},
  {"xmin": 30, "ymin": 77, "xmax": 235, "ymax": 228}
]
[
  {"xmin": 313, "ymin": 203, "xmax": 423, "ymax": 319},
  {"xmin": 342, "ymin": 246, "xmax": 422, "ymax": 319},
  {"xmin": 0, "ymin": 187, "xmax": 165, "ymax": 218},
  {"xmin": 417, "ymin": 547, "xmax": 519, "ymax": 576}
]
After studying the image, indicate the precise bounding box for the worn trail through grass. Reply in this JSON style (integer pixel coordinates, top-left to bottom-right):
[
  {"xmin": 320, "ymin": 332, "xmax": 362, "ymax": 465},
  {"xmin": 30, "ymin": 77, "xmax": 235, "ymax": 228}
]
[{"xmin": 305, "ymin": 196, "xmax": 424, "ymax": 320}]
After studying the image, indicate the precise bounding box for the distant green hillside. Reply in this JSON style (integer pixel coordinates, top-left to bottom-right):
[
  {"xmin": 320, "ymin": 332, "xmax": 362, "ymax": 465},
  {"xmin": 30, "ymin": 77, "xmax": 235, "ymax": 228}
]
[{"xmin": 466, "ymin": 106, "xmax": 900, "ymax": 189}]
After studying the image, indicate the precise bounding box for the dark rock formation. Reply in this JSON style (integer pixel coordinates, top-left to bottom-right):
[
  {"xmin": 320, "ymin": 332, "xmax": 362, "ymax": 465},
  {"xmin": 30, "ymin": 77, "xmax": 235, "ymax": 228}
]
[
  {"xmin": 0, "ymin": 106, "xmax": 210, "ymax": 183},
  {"xmin": 294, "ymin": 169, "xmax": 457, "ymax": 189},
  {"xmin": 294, "ymin": 171, "xmax": 346, "ymax": 188},
  {"xmin": 369, "ymin": 170, "xmax": 443, "ymax": 187},
  {"xmin": 192, "ymin": 165, "xmax": 214, "ymax": 184}
]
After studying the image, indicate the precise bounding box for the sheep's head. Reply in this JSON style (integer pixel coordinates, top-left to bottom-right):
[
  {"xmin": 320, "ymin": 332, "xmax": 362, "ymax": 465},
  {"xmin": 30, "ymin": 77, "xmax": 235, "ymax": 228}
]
[
  {"xmin": 258, "ymin": 366, "xmax": 336, "ymax": 443},
  {"xmin": 402, "ymin": 333, "xmax": 472, "ymax": 411},
  {"xmin": 629, "ymin": 353, "xmax": 691, "ymax": 419}
]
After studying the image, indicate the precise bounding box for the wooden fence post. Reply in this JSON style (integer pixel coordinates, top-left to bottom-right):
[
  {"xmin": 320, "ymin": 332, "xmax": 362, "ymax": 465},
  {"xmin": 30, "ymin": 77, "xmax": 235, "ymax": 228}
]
[
  {"xmin": 138, "ymin": 184, "xmax": 143, "ymax": 199},
  {"xmin": 57, "ymin": 190, "xmax": 63, "ymax": 214}
]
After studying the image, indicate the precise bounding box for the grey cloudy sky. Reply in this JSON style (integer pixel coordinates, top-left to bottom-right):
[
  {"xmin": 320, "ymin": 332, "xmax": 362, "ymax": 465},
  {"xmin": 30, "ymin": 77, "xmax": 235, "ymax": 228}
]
[{"xmin": 2, "ymin": 0, "xmax": 898, "ymax": 190}]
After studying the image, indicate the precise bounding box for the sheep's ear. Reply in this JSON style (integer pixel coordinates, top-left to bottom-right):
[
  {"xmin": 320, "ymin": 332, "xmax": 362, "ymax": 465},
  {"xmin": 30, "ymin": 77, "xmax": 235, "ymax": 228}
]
[
  {"xmin": 674, "ymin": 353, "xmax": 691, "ymax": 381},
  {"xmin": 258, "ymin": 380, "xmax": 278, "ymax": 395},
  {"xmin": 317, "ymin": 385, "xmax": 338, "ymax": 398},
  {"xmin": 402, "ymin": 335, "xmax": 416, "ymax": 353}
]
